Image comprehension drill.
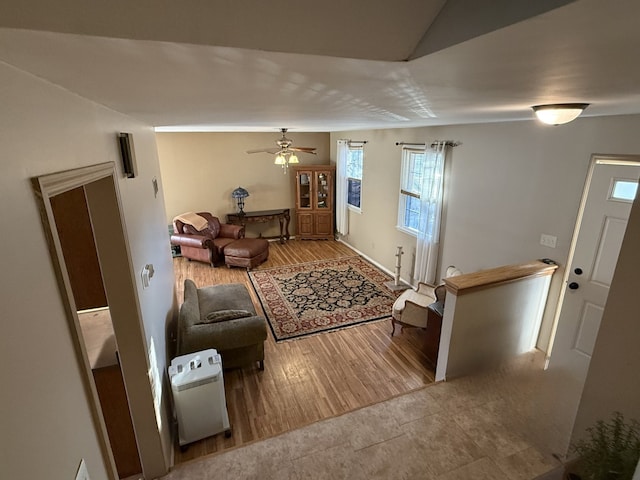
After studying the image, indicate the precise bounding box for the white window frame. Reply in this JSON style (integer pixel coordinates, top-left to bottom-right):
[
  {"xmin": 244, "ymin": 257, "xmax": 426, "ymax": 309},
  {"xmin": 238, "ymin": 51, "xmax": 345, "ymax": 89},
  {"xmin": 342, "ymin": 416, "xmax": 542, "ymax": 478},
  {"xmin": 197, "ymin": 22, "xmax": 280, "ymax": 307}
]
[
  {"xmin": 397, "ymin": 147, "xmax": 426, "ymax": 236},
  {"xmin": 346, "ymin": 144, "xmax": 364, "ymax": 212},
  {"xmin": 609, "ymin": 177, "xmax": 638, "ymax": 203}
]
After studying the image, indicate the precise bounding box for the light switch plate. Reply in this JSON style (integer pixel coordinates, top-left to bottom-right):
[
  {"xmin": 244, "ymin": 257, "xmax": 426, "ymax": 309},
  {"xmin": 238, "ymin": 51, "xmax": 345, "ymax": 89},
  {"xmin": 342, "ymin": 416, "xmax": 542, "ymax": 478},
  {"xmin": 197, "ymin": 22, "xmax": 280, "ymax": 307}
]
[
  {"xmin": 76, "ymin": 459, "xmax": 90, "ymax": 480},
  {"xmin": 540, "ymin": 233, "xmax": 557, "ymax": 248}
]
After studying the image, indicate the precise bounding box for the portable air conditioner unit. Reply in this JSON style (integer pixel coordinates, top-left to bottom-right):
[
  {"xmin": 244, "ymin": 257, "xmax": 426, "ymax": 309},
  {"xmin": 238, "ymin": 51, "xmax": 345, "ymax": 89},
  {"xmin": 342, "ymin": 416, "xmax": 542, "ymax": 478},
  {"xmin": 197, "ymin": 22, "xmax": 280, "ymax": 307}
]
[{"xmin": 169, "ymin": 349, "xmax": 231, "ymax": 446}]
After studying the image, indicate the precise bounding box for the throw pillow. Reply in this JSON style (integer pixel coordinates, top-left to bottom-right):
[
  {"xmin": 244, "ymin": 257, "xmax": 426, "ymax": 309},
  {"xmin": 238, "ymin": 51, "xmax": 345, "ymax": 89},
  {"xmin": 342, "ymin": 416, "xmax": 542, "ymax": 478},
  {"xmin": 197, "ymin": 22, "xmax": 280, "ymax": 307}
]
[
  {"xmin": 207, "ymin": 215, "xmax": 221, "ymax": 238},
  {"xmin": 198, "ymin": 309, "xmax": 253, "ymax": 324}
]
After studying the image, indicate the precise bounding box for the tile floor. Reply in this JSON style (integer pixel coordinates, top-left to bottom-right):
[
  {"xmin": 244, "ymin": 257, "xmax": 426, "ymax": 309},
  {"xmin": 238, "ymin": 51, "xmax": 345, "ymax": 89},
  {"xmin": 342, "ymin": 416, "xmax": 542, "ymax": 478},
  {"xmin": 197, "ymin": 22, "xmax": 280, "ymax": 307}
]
[
  {"xmin": 77, "ymin": 307, "xmax": 117, "ymax": 369},
  {"xmin": 161, "ymin": 350, "xmax": 573, "ymax": 480}
]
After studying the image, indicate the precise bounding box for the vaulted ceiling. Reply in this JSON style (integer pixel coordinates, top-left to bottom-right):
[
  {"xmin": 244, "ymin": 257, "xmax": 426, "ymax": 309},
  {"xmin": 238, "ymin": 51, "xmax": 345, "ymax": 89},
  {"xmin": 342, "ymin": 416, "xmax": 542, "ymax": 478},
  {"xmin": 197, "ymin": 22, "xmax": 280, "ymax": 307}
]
[{"xmin": 1, "ymin": 0, "xmax": 639, "ymax": 131}]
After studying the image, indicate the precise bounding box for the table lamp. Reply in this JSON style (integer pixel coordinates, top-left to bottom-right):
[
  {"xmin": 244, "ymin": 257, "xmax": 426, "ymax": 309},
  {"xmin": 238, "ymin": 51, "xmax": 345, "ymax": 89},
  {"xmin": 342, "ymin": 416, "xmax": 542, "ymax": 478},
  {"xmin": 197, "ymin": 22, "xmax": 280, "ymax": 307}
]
[{"xmin": 231, "ymin": 187, "xmax": 249, "ymax": 215}]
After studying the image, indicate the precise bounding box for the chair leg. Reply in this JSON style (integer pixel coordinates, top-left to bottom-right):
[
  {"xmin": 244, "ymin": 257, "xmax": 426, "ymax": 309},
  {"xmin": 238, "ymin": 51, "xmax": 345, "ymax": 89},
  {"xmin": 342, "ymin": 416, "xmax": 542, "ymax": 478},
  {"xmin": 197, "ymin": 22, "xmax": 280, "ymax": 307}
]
[
  {"xmin": 258, "ymin": 360, "xmax": 264, "ymax": 371},
  {"xmin": 391, "ymin": 319, "xmax": 396, "ymax": 337}
]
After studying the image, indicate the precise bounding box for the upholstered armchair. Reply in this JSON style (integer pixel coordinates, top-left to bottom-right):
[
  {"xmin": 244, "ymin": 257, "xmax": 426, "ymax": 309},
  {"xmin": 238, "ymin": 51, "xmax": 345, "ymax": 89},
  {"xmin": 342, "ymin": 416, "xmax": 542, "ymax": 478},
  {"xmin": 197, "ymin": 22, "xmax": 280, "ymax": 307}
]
[
  {"xmin": 391, "ymin": 266, "xmax": 462, "ymax": 336},
  {"xmin": 170, "ymin": 212, "xmax": 244, "ymax": 266},
  {"xmin": 178, "ymin": 279, "xmax": 267, "ymax": 370}
]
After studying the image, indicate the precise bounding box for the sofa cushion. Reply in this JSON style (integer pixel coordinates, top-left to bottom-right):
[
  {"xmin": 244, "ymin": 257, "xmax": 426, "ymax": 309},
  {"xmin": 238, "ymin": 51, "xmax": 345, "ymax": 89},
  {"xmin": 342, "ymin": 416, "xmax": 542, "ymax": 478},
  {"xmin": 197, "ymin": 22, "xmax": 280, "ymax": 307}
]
[
  {"xmin": 392, "ymin": 287, "xmax": 436, "ymax": 319},
  {"xmin": 212, "ymin": 237, "xmax": 237, "ymax": 255},
  {"xmin": 183, "ymin": 215, "xmax": 221, "ymax": 239},
  {"xmin": 207, "ymin": 215, "xmax": 221, "ymax": 238},
  {"xmin": 183, "ymin": 224, "xmax": 200, "ymax": 235},
  {"xmin": 197, "ymin": 283, "xmax": 257, "ymax": 318},
  {"xmin": 201, "ymin": 309, "xmax": 253, "ymax": 324},
  {"xmin": 178, "ymin": 279, "xmax": 268, "ymax": 368}
]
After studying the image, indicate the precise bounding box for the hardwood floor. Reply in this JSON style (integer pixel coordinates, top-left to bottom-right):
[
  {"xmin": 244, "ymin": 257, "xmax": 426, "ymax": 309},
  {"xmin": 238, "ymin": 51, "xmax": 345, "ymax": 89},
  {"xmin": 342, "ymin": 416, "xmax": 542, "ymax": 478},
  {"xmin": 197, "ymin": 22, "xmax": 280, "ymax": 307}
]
[{"xmin": 172, "ymin": 239, "xmax": 435, "ymax": 464}]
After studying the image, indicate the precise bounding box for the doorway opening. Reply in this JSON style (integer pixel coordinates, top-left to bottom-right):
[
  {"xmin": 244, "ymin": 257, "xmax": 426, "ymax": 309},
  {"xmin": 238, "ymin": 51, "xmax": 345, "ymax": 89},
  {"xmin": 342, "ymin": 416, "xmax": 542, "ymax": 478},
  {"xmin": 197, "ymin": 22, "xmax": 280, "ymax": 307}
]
[
  {"xmin": 33, "ymin": 162, "xmax": 166, "ymax": 479},
  {"xmin": 545, "ymin": 154, "xmax": 640, "ymax": 425},
  {"xmin": 547, "ymin": 155, "xmax": 640, "ymax": 365},
  {"xmin": 50, "ymin": 184, "xmax": 142, "ymax": 479}
]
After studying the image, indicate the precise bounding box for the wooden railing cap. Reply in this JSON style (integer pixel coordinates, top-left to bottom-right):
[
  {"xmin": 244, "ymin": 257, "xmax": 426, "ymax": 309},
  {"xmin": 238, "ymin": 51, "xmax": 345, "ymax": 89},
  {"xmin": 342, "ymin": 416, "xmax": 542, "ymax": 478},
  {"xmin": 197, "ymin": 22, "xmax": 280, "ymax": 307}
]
[{"xmin": 443, "ymin": 260, "xmax": 558, "ymax": 296}]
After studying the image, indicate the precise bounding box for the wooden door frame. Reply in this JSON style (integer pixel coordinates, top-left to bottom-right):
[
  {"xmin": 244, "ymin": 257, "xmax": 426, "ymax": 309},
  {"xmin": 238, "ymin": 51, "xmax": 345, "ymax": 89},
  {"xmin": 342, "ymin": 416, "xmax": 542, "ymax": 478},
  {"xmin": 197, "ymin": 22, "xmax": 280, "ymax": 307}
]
[
  {"xmin": 32, "ymin": 162, "xmax": 166, "ymax": 479},
  {"xmin": 546, "ymin": 153, "xmax": 640, "ymax": 365}
]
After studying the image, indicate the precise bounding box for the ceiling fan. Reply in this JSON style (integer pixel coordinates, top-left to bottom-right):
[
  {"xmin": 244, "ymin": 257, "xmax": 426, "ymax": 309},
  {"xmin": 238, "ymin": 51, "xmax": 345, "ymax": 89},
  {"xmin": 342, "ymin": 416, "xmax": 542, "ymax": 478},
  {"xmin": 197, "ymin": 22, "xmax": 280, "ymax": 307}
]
[{"xmin": 246, "ymin": 128, "xmax": 316, "ymax": 171}]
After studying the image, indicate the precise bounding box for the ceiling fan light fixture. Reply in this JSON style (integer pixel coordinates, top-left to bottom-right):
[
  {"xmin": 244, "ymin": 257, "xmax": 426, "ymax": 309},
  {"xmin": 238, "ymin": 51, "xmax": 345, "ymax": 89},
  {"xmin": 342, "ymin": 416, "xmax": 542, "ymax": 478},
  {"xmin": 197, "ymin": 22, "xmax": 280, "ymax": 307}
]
[
  {"xmin": 247, "ymin": 128, "xmax": 316, "ymax": 173},
  {"xmin": 532, "ymin": 103, "xmax": 589, "ymax": 125}
]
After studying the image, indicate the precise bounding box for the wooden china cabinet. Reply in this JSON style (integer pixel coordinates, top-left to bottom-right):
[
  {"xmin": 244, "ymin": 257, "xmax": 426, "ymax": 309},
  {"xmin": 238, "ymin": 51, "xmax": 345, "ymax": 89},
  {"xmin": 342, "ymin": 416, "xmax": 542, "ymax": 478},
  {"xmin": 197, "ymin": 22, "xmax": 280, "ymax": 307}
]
[{"xmin": 293, "ymin": 165, "xmax": 335, "ymax": 240}]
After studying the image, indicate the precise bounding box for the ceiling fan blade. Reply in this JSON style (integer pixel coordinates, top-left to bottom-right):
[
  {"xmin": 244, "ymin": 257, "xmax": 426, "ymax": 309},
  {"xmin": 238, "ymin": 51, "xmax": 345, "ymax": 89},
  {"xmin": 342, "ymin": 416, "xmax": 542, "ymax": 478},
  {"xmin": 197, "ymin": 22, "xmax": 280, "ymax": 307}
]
[
  {"xmin": 246, "ymin": 129, "xmax": 317, "ymax": 156},
  {"xmin": 246, "ymin": 148, "xmax": 280, "ymax": 154},
  {"xmin": 290, "ymin": 147, "xmax": 317, "ymax": 153}
]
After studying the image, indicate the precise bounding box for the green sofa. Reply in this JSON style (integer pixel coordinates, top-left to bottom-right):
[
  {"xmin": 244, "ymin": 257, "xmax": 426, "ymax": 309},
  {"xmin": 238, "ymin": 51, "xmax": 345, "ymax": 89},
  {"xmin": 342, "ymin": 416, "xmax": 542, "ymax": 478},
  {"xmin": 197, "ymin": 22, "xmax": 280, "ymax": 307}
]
[{"xmin": 177, "ymin": 279, "xmax": 267, "ymax": 370}]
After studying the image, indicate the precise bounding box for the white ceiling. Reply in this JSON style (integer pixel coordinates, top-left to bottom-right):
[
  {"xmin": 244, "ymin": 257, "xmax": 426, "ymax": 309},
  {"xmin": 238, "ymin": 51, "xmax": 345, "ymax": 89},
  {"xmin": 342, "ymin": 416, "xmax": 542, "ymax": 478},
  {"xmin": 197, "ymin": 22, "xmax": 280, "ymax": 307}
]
[{"xmin": 1, "ymin": 0, "xmax": 639, "ymax": 132}]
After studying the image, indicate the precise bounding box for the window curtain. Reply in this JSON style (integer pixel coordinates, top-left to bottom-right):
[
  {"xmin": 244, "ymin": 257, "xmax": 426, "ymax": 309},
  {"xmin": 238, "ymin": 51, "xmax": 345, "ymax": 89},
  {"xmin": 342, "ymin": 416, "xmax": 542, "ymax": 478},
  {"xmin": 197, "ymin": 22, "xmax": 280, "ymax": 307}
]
[
  {"xmin": 336, "ymin": 139, "xmax": 349, "ymax": 235},
  {"xmin": 414, "ymin": 141, "xmax": 447, "ymax": 284}
]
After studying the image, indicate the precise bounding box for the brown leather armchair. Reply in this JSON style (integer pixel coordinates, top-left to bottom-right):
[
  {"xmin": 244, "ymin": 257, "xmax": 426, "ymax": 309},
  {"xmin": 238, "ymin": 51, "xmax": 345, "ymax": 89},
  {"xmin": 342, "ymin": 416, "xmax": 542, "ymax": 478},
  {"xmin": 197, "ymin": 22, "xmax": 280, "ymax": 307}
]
[{"xmin": 171, "ymin": 212, "xmax": 244, "ymax": 266}]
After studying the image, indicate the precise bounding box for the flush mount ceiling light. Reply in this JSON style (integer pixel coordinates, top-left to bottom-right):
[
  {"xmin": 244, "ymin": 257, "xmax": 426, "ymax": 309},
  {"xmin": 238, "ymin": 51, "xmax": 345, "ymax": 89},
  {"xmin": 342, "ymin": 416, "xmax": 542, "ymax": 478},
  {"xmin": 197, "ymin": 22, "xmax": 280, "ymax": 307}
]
[{"xmin": 532, "ymin": 103, "xmax": 590, "ymax": 126}]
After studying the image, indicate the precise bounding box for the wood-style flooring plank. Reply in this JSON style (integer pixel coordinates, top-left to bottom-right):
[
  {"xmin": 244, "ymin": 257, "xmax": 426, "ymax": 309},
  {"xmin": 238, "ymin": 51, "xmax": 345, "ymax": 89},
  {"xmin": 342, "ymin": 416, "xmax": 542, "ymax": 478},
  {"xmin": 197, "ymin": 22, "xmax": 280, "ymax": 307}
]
[{"xmin": 173, "ymin": 239, "xmax": 435, "ymax": 464}]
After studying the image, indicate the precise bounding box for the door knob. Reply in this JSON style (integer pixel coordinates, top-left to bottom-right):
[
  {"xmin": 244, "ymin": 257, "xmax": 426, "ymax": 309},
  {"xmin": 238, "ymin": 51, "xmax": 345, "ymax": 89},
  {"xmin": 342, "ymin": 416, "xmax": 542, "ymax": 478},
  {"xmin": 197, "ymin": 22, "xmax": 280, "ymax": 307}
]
[{"xmin": 568, "ymin": 282, "xmax": 580, "ymax": 290}]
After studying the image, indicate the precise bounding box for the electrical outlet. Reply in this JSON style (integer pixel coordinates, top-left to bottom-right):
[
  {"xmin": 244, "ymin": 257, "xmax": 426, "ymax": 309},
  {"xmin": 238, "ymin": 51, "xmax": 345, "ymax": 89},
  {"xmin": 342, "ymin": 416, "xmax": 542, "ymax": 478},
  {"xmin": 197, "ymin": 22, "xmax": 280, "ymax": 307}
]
[
  {"xmin": 540, "ymin": 233, "xmax": 557, "ymax": 248},
  {"xmin": 75, "ymin": 459, "xmax": 90, "ymax": 480}
]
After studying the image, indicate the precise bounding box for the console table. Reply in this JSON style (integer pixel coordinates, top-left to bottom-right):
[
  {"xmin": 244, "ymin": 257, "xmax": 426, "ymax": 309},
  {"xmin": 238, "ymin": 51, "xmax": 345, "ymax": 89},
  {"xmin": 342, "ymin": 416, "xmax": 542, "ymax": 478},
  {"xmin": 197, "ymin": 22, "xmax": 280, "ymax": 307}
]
[{"xmin": 226, "ymin": 208, "xmax": 290, "ymax": 244}]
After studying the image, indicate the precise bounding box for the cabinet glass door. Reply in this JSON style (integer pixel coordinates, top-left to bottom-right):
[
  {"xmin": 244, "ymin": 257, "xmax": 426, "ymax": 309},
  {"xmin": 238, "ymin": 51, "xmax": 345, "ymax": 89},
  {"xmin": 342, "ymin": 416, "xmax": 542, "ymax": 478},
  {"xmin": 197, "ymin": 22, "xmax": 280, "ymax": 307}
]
[
  {"xmin": 298, "ymin": 172, "xmax": 311, "ymax": 208},
  {"xmin": 316, "ymin": 172, "xmax": 329, "ymax": 209}
]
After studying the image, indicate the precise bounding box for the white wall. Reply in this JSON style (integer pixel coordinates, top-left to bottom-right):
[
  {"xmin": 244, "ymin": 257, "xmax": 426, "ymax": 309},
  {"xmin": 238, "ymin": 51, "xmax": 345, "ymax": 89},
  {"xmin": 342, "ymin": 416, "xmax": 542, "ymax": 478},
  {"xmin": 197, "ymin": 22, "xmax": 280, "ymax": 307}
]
[
  {"xmin": 437, "ymin": 274, "xmax": 552, "ymax": 381},
  {"xmin": 330, "ymin": 115, "xmax": 640, "ymax": 352},
  {"xmin": 0, "ymin": 62, "xmax": 175, "ymax": 479}
]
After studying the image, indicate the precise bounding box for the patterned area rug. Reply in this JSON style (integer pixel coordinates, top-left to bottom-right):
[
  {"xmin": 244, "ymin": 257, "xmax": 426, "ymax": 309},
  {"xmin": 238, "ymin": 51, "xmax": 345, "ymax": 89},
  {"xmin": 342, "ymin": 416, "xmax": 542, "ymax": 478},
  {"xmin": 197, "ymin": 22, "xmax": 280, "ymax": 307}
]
[{"xmin": 249, "ymin": 256, "xmax": 398, "ymax": 341}]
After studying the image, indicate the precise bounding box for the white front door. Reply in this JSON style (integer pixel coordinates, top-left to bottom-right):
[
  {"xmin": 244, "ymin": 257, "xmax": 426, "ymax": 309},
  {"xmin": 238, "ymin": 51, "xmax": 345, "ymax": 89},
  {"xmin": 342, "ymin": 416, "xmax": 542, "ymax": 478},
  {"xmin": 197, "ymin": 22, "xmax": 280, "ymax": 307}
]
[{"xmin": 548, "ymin": 157, "xmax": 640, "ymax": 389}]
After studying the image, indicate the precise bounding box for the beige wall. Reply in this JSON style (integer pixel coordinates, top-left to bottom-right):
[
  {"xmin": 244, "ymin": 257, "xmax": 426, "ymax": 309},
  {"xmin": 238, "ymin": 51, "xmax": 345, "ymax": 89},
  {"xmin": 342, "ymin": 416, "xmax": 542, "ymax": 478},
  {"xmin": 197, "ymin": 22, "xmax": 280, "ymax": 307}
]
[
  {"xmin": 331, "ymin": 115, "xmax": 640, "ymax": 352},
  {"xmin": 157, "ymin": 131, "xmax": 330, "ymax": 238},
  {"xmin": 1, "ymin": 63, "xmax": 174, "ymax": 479}
]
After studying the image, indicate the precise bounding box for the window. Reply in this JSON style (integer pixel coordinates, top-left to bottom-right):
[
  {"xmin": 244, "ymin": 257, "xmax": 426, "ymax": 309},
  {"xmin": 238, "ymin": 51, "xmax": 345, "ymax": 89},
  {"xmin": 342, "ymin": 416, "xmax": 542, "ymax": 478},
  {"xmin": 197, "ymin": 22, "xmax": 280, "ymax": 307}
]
[
  {"xmin": 610, "ymin": 179, "xmax": 638, "ymax": 202},
  {"xmin": 398, "ymin": 148, "xmax": 427, "ymax": 234},
  {"xmin": 346, "ymin": 145, "xmax": 363, "ymax": 209}
]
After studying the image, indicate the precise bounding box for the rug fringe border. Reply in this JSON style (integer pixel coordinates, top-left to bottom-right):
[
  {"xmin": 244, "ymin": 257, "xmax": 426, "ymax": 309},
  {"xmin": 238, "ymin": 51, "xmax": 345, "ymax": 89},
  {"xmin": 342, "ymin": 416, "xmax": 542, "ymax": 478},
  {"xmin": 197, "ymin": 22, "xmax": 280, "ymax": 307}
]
[{"xmin": 270, "ymin": 316, "xmax": 391, "ymax": 343}]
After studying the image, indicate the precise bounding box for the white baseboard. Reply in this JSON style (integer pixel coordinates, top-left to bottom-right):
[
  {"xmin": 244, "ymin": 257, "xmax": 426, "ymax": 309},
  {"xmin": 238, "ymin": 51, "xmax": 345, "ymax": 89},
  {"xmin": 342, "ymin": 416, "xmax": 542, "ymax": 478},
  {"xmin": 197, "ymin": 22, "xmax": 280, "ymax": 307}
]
[{"xmin": 336, "ymin": 238, "xmax": 414, "ymax": 289}]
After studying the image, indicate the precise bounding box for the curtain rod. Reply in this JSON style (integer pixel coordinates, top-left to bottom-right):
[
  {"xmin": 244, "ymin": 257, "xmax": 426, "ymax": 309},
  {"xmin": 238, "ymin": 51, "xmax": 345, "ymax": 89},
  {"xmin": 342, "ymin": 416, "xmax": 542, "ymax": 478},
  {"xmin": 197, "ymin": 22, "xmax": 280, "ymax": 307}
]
[
  {"xmin": 395, "ymin": 140, "xmax": 462, "ymax": 148},
  {"xmin": 438, "ymin": 140, "xmax": 462, "ymax": 147},
  {"xmin": 340, "ymin": 139, "xmax": 368, "ymax": 145}
]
